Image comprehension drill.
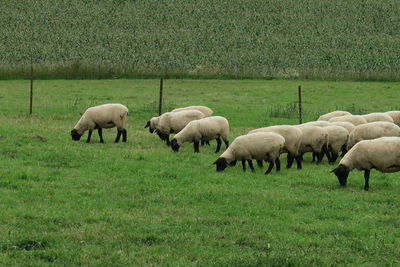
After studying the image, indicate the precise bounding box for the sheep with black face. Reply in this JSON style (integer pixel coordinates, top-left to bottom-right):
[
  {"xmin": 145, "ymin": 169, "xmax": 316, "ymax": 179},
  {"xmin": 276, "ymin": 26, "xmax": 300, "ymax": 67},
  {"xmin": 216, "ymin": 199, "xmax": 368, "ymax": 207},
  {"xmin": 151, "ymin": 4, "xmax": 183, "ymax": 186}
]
[
  {"xmin": 332, "ymin": 137, "xmax": 400, "ymax": 191},
  {"xmin": 170, "ymin": 116, "xmax": 229, "ymax": 153},
  {"xmin": 213, "ymin": 132, "xmax": 285, "ymax": 174},
  {"xmin": 70, "ymin": 103, "xmax": 128, "ymax": 143}
]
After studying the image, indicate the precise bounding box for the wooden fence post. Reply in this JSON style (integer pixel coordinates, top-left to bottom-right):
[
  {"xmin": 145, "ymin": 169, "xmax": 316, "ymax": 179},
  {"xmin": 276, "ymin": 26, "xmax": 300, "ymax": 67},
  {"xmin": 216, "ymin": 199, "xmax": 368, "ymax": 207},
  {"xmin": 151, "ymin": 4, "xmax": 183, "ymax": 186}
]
[
  {"xmin": 298, "ymin": 85, "xmax": 302, "ymax": 124},
  {"xmin": 29, "ymin": 62, "xmax": 34, "ymax": 115},
  {"xmin": 158, "ymin": 77, "xmax": 163, "ymax": 115}
]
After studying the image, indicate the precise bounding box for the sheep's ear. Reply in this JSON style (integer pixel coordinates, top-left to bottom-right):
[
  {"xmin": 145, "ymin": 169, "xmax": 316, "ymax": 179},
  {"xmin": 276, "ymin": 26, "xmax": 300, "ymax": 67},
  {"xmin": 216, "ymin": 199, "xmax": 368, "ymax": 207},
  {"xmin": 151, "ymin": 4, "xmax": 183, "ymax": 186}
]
[
  {"xmin": 144, "ymin": 121, "xmax": 150, "ymax": 128},
  {"xmin": 330, "ymin": 167, "xmax": 338, "ymax": 173},
  {"xmin": 212, "ymin": 160, "xmax": 218, "ymax": 165}
]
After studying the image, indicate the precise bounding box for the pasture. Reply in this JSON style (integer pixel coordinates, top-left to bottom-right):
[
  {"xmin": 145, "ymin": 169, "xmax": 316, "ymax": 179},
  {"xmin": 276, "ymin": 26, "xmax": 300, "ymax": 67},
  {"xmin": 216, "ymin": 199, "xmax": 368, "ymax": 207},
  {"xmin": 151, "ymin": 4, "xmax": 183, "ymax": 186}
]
[{"xmin": 0, "ymin": 79, "xmax": 400, "ymax": 265}]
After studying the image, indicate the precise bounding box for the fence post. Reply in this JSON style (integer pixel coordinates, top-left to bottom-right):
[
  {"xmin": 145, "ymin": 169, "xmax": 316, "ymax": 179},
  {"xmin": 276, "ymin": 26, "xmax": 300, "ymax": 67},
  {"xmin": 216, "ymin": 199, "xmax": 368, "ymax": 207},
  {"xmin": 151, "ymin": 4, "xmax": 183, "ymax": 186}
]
[
  {"xmin": 298, "ymin": 85, "xmax": 302, "ymax": 124},
  {"xmin": 158, "ymin": 77, "xmax": 163, "ymax": 115},
  {"xmin": 29, "ymin": 62, "xmax": 34, "ymax": 115}
]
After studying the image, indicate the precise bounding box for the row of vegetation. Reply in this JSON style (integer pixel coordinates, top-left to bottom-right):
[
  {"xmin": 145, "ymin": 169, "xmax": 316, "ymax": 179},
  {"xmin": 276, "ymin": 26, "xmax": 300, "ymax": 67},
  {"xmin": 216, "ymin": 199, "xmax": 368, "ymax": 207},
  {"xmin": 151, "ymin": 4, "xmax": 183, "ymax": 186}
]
[{"xmin": 1, "ymin": 0, "xmax": 400, "ymax": 80}]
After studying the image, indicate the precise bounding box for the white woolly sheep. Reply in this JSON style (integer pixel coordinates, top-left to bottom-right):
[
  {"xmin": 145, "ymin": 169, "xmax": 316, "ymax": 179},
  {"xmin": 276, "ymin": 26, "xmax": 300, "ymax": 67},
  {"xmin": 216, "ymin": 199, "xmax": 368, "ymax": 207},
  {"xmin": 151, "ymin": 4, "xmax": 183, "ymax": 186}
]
[
  {"xmin": 300, "ymin": 121, "xmax": 332, "ymax": 127},
  {"xmin": 248, "ymin": 125, "xmax": 302, "ymax": 169},
  {"xmin": 346, "ymin": 121, "xmax": 400, "ymax": 151},
  {"xmin": 324, "ymin": 125, "xmax": 349, "ymax": 164},
  {"xmin": 385, "ymin": 111, "xmax": 400, "ymax": 127},
  {"xmin": 213, "ymin": 132, "xmax": 285, "ymax": 174},
  {"xmin": 361, "ymin": 112, "xmax": 394, "ymax": 123},
  {"xmin": 170, "ymin": 116, "xmax": 229, "ymax": 153},
  {"xmin": 328, "ymin": 115, "xmax": 367, "ymax": 126},
  {"xmin": 318, "ymin": 111, "xmax": 351, "ymax": 121},
  {"xmin": 153, "ymin": 110, "xmax": 206, "ymax": 145},
  {"xmin": 296, "ymin": 125, "xmax": 328, "ymax": 164},
  {"xmin": 329, "ymin": 121, "xmax": 356, "ymax": 134},
  {"xmin": 332, "ymin": 137, "xmax": 400, "ymax": 191},
  {"xmin": 171, "ymin": 106, "xmax": 213, "ymax": 117},
  {"xmin": 144, "ymin": 106, "xmax": 212, "ymax": 135},
  {"xmin": 71, "ymin": 103, "xmax": 128, "ymax": 143}
]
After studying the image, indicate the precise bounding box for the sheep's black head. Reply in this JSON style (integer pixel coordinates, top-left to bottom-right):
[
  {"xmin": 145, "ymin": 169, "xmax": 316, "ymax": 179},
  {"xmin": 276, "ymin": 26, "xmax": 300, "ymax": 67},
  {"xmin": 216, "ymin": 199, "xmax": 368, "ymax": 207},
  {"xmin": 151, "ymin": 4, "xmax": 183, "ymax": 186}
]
[
  {"xmin": 144, "ymin": 121, "xmax": 155, "ymax": 133},
  {"xmin": 156, "ymin": 130, "xmax": 169, "ymax": 141},
  {"xmin": 170, "ymin": 139, "xmax": 180, "ymax": 152},
  {"xmin": 213, "ymin": 157, "xmax": 228, "ymax": 172},
  {"xmin": 70, "ymin": 129, "xmax": 82, "ymax": 141},
  {"xmin": 331, "ymin": 164, "xmax": 350, "ymax": 186}
]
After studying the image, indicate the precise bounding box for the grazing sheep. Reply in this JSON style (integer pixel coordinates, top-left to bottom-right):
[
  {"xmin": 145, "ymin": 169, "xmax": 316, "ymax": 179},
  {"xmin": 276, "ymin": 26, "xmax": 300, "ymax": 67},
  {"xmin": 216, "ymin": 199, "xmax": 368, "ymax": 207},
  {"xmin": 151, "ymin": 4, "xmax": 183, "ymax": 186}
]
[
  {"xmin": 248, "ymin": 125, "xmax": 302, "ymax": 169},
  {"xmin": 170, "ymin": 116, "xmax": 229, "ymax": 153},
  {"xmin": 300, "ymin": 121, "xmax": 332, "ymax": 127},
  {"xmin": 70, "ymin": 103, "xmax": 128, "ymax": 143},
  {"xmin": 213, "ymin": 132, "xmax": 285, "ymax": 174},
  {"xmin": 329, "ymin": 121, "xmax": 356, "ymax": 134},
  {"xmin": 318, "ymin": 111, "xmax": 351, "ymax": 121},
  {"xmin": 347, "ymin": 121, "xmax": 400, "ymax": 151},
  {"xmin": 385, "ymin": 111, "xmax": 400, "ymax": 127},
  {"xmin": 171, "ymin": 106, "xmax": 213, "ymax": 117},
  {"xmin": 324, "ymin": 125, "xmax": 349, "ymax": 164},
  {"xmin": 329, "ymin": 115, "xmax": 367, "ymax": 126},
  {"xmin": 361, "ymin": 112, "xmax": 394, "ymax": 123},
  {"xmin": 144, "ymin": 106, "xmax": 212, "ymax": 135},
  {"xmin": 332, "ymin": 137, "xmax": 400, "ymax": 191},
  {"xmin": 296, "ymin": 125, "xmax": 328, "ymax": 164},
  {"xmin": 154, "ymin": 110, "xmax": 206, "ymax": 145}
]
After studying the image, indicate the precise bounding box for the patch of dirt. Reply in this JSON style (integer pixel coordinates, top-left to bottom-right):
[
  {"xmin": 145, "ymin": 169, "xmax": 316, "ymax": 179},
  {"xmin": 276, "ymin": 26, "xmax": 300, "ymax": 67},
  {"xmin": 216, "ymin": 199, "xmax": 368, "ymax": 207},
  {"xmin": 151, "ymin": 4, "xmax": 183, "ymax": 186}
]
[{"xmin": 24, "ymin": 135, "xmax": 46, "ymax": 142}]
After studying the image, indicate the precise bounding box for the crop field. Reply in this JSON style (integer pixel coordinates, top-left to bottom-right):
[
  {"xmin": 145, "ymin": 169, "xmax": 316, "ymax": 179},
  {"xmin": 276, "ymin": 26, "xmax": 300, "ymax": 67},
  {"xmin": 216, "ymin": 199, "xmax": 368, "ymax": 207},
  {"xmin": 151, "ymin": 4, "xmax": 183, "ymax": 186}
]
[
  {"xmin": 0, "ymin": 79, "xmax": 399, "ymax": 265},
  {"xmin": 1, "ymin": 0, "xmax": 400, "ymax": 80}
]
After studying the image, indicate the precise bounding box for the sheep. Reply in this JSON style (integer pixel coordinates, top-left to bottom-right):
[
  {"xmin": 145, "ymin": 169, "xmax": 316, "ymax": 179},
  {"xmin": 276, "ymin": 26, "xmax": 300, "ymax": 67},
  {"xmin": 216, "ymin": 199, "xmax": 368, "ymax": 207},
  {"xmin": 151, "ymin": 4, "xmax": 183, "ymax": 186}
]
[
  {"xmin": 346, "ymin": 121, "xmax": 400, "ymax": 151},
  {"xmin": 331, "ymin": 137, "xmax": 400, "ymax": 191},
  {"xmin": 248, "ymin": 125, "xmax": 302, "ymax": 169},
  {"xmin": 144, "ymin": 106, "xmax": 212, "ymax": 140},
  {"xmin": 324, "ymin": 125, "xmax": 349, "ymax": 164},
  {"xmin": 170, "ymin": 116, "xmax": 229, "ymax": 153},
  {"xmin": 300, "ymin": 121, "xmax": 332, "ymax": 127},
  {"xmin": 361, "ymin": 112, "xmax": 394, "ymax": 123},
  {"xmin": 329, "ymin": 121, "xmax": 356, "ymax": 134},
  {"xmin": 385, "ymin": 111, "xmax": 400, "ymax": 127},
  {"xmin": 70, "ymin": 103, "xmax": 128, "ymax": 143},
  {"xmin": 213, "ymin": 132, "xmax": 285, "ymax": 174},
  {"xmin": 318, "ymin": 111, "xmax": 352, "ymax": 121},
  {"xmin": 296, "ymin": 125, "xmax": 328, "ymax": 164},
  {"xmin": 153, "ymin": 110, "xmax": 206, "ymax": 145},
  {"xmin": 328, "ymin": 115, "xmax": 367, "ymax": 126},
  {"xmin": 171, "ymin": 106, "xmax": 213, "ymax": 117}
]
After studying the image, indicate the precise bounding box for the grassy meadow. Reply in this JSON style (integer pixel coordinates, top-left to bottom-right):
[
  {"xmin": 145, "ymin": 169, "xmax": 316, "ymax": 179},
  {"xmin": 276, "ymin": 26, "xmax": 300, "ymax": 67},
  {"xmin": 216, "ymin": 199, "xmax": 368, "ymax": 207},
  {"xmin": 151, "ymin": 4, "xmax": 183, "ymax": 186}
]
[
  {"xmin": 0, "ymin": 79, "xmax": 400, "ymax": 265},
  {"xmin": 1, "ymin": 0, "xmax": 400, "ymax": 80}
]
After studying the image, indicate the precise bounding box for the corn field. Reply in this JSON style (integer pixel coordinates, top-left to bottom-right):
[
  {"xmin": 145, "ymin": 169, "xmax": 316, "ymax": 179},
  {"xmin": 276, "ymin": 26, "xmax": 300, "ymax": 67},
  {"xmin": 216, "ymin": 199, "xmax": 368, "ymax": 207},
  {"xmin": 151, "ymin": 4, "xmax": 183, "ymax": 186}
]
[{"xmin": 1, "ymin": 0, "xmax": 399, "ymax": 80}]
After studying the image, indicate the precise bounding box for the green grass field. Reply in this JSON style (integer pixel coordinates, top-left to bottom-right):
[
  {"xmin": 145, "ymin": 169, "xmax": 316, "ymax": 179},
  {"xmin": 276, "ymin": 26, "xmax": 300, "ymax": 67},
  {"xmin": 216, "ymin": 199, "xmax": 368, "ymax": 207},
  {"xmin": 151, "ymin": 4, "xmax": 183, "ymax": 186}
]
[
  {"xmin": 1, "ymin": 0, "xmax": 400, "ymax": 80},
  {"xmin": 1, "ymin": 79, "xmax": 400, "ymax": 265}
]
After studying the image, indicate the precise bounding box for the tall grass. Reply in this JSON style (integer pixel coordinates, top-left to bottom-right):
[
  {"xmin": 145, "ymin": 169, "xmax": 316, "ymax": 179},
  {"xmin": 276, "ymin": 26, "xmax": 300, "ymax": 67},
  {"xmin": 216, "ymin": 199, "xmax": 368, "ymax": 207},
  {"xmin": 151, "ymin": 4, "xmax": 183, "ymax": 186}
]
[{"xmin": 1, "ymin": 0, "xmax": 400, "ymax": 80}]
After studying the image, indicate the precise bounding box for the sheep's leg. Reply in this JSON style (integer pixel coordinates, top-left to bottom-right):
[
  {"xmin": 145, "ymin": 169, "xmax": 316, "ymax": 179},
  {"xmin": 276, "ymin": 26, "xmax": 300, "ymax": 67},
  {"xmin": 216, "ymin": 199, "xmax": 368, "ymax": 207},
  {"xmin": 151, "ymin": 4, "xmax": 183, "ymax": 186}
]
[
  {"xmin": 206, "ymin": 141, "xmax": 210, "ymax": 146},
  {"xmin": 194, "ymin": 141, "xmax": 200, "ymax": 153},
  {"xmin": 329, "ymin": 151, "xmax": 339, "ymax": 164},
  {"xmin": 215, "ymin": 138, "xmax": 222, "ymax": 153},
  {"xmin": 275, "ymin": 158, "xmax": 281, "ymax": 172},
  {"xmin": 312, "ymin": 152, "xmax": 316, "ymax": 162},
  {"xmin": 223, "ymin": 139, "xmax": 229, "ymax": 149},
  {"xmin": 241, "ymin": 160, "xmax": 246, "ymax": 171},
  {"xmin": 316, "ymin": 151, "xmax": 324, "ymax": 164},
  {"xmin": 364, "ymin": 170, "xmax": 370, "ymax": 191},
  {"xmin": 98, "ymin": 128, "xmax": 104, "ymax": 143},
  {"xmin": 122, "ymin": 129, "xmax": 127, "ymax": 142},
  {"xmin": 115, "ymin": 129, "xmax": 122, "ymax": 143},
  {"xmin": 86, "ymin": 130, "xmax": 93, "ymax": 143},
  {"xmin": 247, "ymin": 160, "xmax": 255, "ymax": 172},
  {"xmin": 257, "ymin": 160, "xmax": 263, "ymax": 168},
  {"xmin": 286, "ymin": 153, "xmax": 294, "ymax": 169},
  {"xmin": 201, "ymin": 140, "xmax": 210, "ymax": 146},
  {"xmin": 265, "ymin": 160, "xmax": 274, "ymax": 175},
  {"xmin": 165, "ymin": 135, "xmax": 170, "ymax": 146},
  {"xmin": 295, "ymin": 155, "xmax": 302, "ymax": 169},
  {"xmin": 340, "ymin": 145, "xmax": 347, "ymax": 157}
]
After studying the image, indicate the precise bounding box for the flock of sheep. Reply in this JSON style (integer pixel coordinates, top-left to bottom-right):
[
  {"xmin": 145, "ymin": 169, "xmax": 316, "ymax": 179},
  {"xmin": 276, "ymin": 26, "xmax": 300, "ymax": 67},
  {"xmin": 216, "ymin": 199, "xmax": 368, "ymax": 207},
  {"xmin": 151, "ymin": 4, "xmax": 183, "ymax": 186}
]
[{"xmin": 70, "ymin": 104, "xmax": 400, "ymax": 191}]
